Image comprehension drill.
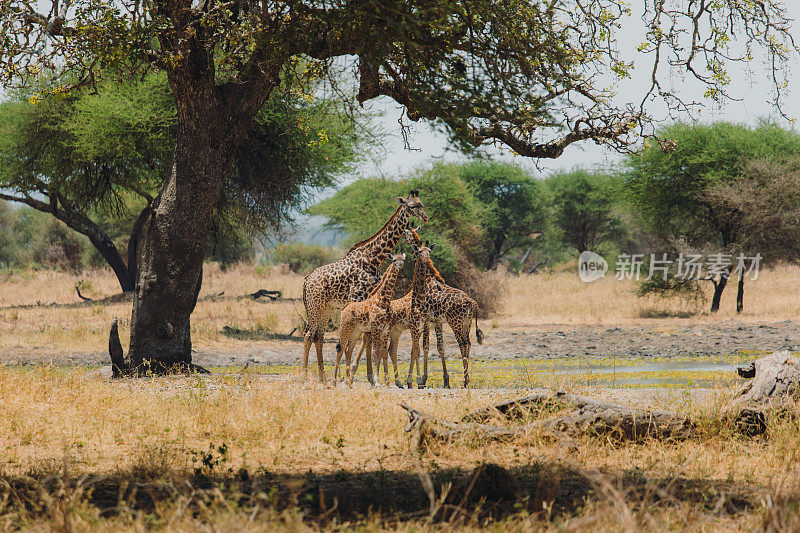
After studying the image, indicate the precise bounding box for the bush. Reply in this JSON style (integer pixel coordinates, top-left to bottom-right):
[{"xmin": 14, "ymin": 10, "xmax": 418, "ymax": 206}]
[
  {"xmin": 449, "ymin": 248, "xmax": 503, "ymax": 317},
  {"xmin": 267, "ymin": 243, "xmax": 340, "ymax": 274}
]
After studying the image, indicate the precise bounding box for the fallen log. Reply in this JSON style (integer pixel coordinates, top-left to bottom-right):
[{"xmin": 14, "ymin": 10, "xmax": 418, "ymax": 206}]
[
  {"xmin": 249, "ymin": 289, "xmax": 282, "ymax": 301},
  {"xmin": 402, "ymin": 352, "xmax": 800, "ymax": 443},
  {"xmin": 729, "ymin": 350, "xmax": 800, "ymax": 434},
  {"xmin": 402, "ymin": 392, "xmax": 693, "ymax": 445}
]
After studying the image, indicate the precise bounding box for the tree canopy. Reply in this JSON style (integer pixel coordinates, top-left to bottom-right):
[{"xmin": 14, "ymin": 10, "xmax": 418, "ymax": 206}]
[
  {"xmin": 546, "ymin": 169, "xmax": 623, "ymax": 255},
  {"xmin": 626, "ymin": 121, "xmax": 800, "ymax": 250},
  {"xmin": 309, "ymin": 164, "xmax": 486, "ymax": 280},
  {"xmin": 0, "ymin": 72, "xmax": 366, "ymax": 289},
  {"xmin": 1, "ymin": 1, "xmax": 794, "ymax": 158},
  {"xmin": 626, "ymin": 121, "xmax": 800, "ymax": 313},
  {"xmin": 458, "ymin": 161, "xmax": 546, "ymax": 269}
]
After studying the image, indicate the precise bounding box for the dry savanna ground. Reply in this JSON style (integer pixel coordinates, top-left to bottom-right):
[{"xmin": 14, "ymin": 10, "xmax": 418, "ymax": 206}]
[
  {"xmin": 1, "ymin": 261, "xmax": 799, "ymax": 357},
  {"xmin": 2, "ymin": 263, "xmax": 800, "ymax": 530}
]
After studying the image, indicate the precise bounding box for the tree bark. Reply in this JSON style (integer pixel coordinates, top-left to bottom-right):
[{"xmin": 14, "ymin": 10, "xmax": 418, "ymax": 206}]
[
  {"xmin": 736, "ymin": 269, "xmax": 744, "ymax": 314},
  {"xmin": 709, "ymin": 273, "xmax": 729, "ymax": 313},
  {"xmin": 402, "ymin": 392, "xmax": 693, "ymax": 446},
  {"xmin": 401, "ymin": 352, "xmax": 800, "ymax": 443},
  {"xmin": 122, "ymin": 10, "xmax": 280, "ymax": 373},
  {"xmin": 126, "ymin": 204, "xmax": 153, "ymax": 289},
  {"xmin": 127, "ymin": 122, "xmax": 236, "ymax": 371}
]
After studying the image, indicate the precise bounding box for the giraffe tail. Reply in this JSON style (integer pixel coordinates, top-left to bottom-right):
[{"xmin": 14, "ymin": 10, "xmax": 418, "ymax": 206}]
[{"xmin": 472, "ymin": 301, "xmax": 484, "ymax": 345}]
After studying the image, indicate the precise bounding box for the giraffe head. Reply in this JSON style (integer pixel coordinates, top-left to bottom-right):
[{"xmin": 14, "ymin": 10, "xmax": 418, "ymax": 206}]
[
  {"xmin": 390, "ymin": 252, "xmax": 407, "ymax": 269},
  {"xmin": 410, "ymin": 240, "xmax": 435, "ymax": 260},
  {"xmin": 403, "ymin": 226, "xmax": 422, "ymax": 246},
  {"xmin": 395, "ymin": 190, "xmax": 428, "ymax": 223}
]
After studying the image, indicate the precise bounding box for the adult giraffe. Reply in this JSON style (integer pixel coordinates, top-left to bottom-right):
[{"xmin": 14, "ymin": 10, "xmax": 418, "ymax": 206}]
[{"xmin": 301, "ymin": 191, "xmax": 428, "ymax": 384}]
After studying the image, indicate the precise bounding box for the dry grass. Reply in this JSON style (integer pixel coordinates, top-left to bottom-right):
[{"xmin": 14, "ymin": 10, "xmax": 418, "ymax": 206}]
[
  {"xmin": 499, "ymin": 263, "xmax": 800, "ymax": 326},
  {"xmin": 0, "ymin": 368, "xmax": 799, "ymax": 530},
  {"xmin": 2, "ymin": 262, "xmax": 800, "ymax": 528},
  {"xmin": 1, "ymin": 261, "xmax": 799, "ymax": 358}
]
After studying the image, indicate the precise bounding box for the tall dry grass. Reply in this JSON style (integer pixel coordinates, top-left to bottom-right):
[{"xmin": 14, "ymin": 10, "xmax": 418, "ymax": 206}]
[{"xmin": 499, "ymin": 263, "xmax": 800, "ymax": 325}]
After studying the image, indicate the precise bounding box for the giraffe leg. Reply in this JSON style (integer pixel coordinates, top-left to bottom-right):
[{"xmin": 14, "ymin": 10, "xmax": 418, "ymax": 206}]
[
  {"xmin": 409, "ymin": 320, "xmax": 423, "ymax": 389},
  {"xmin": 435, "ymin": 322, "xmax": 449, "ymax": 389},
  {"xmin": 349, "ymin": 334, "xmax": 367, "ymax": 376},
  {"xmin": 314, "ymin": 307, "xmax": 333, "ymax": 385},
  {"xmin": 405, "ymin": 325, "xmax": 416, "ymax": 389},
  {"xmin": 333, "ymin": 342, "xmax": 342, "ymax": 386},
  {"xmin": 381, "ymin": 330, "xmax": 390, "ymax": 386},
  {"xmin": 455, "ymin": 331, "xmax": 471, "ymax": 388},
  {"xmin": 421, "ymin": 321, "xmax": 430, "ymax": 387},
  {"xmin": 389, "ymin": 330, "xmax": 403, "ymax": 388},
  {"xmin": 344, "ymin": 338, "xmax": 356, "ymax": 388},
  {"xmin": 335, "ymin": 320, "xmax": 356, "ymax": 385},
  {"xmin": 303, "ymin": 319, "xmax": 319, "ymax": 378},
  {"xmin": 371, "ymin": 323, "xmax": 386, "ymax": 386},
  {"xmin": 315, "ymin": 334, "xmax": 325, "ymax": 385}
]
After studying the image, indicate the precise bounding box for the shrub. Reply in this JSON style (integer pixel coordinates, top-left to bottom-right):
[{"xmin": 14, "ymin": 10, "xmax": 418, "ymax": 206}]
[{"xmin": 267, "ymin": 243, "xmax": 340, "ymax": 274}]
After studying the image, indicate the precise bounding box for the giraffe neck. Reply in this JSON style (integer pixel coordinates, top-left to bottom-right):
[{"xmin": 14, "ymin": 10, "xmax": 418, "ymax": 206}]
[
  {"xmin": 361, "ymin": 209, "xmax": 410, "ymax": 269},
  {"xmin": 411, "ymin": 253, "xmax": 429, "ymax": 308},
  {"xmin": 375, "ymin": 264, "xmax": 401, "ymax": 306}
]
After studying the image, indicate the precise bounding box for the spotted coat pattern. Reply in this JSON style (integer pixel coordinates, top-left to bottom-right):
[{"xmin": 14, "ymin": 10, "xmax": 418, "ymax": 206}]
[
  {"xmin": 333, "ymin": 253, "xmax": 405, "ymax": 386},
  {"xmin": 371, "ymin": 228, "xmax": 483, "ymax": 388},
  {"xmin": 301, "ymin": 194, "xmax": 427, "ymax": 383}
]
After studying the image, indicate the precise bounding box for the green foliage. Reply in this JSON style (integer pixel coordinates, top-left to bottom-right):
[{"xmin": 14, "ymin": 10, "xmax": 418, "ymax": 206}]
[
  {"xmin": 0, "ymin": 72, "xmax": 370, "ymax": 281},
  {"xmin": 544, "ymin": 169, "xmax": 625, "ymax": 254},
  {"xmin": 266, "ymin": 243, "xmax": 340, "ymax": 274},
  {"xmin": 308, "ymin": 163, "xmax": 487, "ymax": 280},
  {"xmin": 636, "ymin": 275, "xmax": 706, "ymax": 312},
  {"xmin": 0, "ymin": 202, "xmax": 94, "ymax": 271},
  {"xmin": 457, "ymin": 161, "xmax": 546, "ymax": 268},
  {"xmin": 625, "ymin": 121, "xmax": 800, "ymax": 248},
  {"xmin": 0, "ymin": 76, "xmax": 170, "ymax": 211},
  {"xmin": 1, "ymin": 1, "xmax": 793, "ymax": 160}
]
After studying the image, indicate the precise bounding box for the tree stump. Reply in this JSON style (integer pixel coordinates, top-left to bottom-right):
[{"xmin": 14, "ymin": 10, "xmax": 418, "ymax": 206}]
[{"xmin": 730, "ymin": 351, "xmax": 800, "ymax": 434}]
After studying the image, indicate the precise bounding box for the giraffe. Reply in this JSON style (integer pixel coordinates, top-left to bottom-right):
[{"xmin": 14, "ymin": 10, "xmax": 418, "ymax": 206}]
[
  {"xmin": 301, "ymin": 191, "xmax": 427, "ymax": 384},
  {"xmin": 391, "ymin": 227, "xmax": 484, "ymax": 388},
  {"xmin": 334, "ymin": 253, "xmax": 405, "ymax": 386},
  {"xmin": 356, "ymin": 235, "xmax": 434, "ymax": 388}
]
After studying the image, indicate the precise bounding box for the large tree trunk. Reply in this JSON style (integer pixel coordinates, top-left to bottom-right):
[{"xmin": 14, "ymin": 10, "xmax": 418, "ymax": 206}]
[
  {"xmin": 126, "ymin": 204, "xmax": 153, "ymax": 289},
  {"xmin": 709, "ymin": 273, "xmax": 728, "ymax": 313},
  {"xmin": 119, "ymin": 16, "xmax": 279, "ymax": 373},
  {"xmin": 127, "ymin": 119, "xmax": 236, "ymax": 371}
]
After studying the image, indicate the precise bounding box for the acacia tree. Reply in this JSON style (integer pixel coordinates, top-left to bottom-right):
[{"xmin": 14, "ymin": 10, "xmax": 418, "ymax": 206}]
[
  {"xmin": 0, "ymin": 73, "xmax": 362, "ymax": 292},
  {"xmin": 626, "ymin": 122, "xmax": 800, "ymax": 313},
  {"xmin": 548, "ymin": 170, "xmax": 623, "ymax": 255},
  {"xmin": 1, "ymin": 0, "xmax": 793, "ymax": 371},
  {"xmin": 457, "ymin": 162, "xmax": 546, "ymax": 270}
]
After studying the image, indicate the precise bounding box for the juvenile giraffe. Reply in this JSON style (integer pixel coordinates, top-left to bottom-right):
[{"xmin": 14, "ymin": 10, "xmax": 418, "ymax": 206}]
[
  {"xmin": 301, "ymin": 191, "xmax": 427, "ymax": 384},
  {"xmin": 402, "ymin": 227, "xmax": 484, "ymax": 388},
  {"xmin": 334, "ymin": 253, "xmax": 405, "ymax": 387},
  {"xmin": 356, "ymin": 236, "xmax": 434, "ymax": 388}
]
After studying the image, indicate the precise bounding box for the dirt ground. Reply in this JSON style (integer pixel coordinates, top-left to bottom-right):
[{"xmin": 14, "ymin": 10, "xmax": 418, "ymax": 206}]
[{"xmin": 4, "ymin": 319, "xmax": 798, "ymax": 368}]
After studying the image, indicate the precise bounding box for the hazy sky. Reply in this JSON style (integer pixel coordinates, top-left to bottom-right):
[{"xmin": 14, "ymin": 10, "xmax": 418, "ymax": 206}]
[{"xmin": 360, "ymin": 3, "xmax": 800, "ymax": 181}]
